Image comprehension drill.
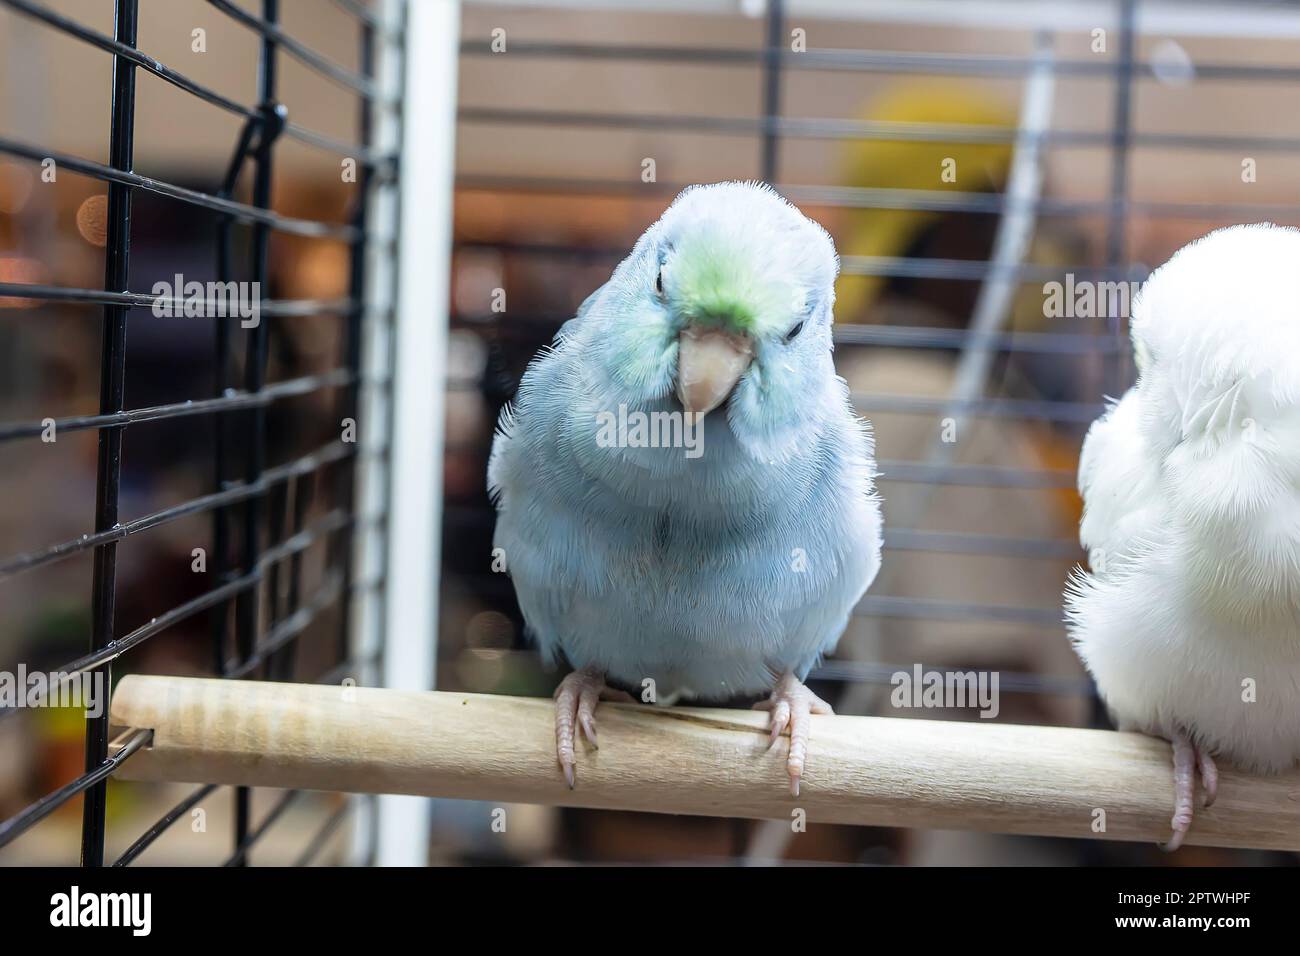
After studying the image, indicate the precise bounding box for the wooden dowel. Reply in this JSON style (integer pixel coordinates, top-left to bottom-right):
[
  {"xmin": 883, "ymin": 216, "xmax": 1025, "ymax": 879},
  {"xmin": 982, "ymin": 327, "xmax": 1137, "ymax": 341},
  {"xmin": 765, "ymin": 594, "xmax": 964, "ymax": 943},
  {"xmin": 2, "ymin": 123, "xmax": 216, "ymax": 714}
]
[{"xmin": 109, "ymin": 674, "xmax": 1300, "ymax": 851}]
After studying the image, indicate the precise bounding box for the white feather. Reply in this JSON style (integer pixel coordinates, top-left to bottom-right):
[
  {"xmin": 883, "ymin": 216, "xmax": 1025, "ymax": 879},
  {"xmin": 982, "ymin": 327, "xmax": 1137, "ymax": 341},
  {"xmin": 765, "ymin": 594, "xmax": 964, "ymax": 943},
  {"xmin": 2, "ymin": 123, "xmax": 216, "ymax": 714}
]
[{"xmin": 1067, "ymin": 223, "xmax": 1300, "ymax": 773}]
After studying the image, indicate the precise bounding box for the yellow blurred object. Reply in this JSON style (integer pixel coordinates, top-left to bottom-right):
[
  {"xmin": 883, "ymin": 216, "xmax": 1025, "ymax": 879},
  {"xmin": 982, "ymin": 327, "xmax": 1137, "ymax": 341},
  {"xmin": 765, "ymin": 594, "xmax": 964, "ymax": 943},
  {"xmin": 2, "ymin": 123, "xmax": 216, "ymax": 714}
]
[
  {"xmin": 35, "ymin": 702, "xmax": 137, "ymax": 827},
  {"xmin": 835, "ymin": 83, "xmax": 1016, "ymax": 320}
]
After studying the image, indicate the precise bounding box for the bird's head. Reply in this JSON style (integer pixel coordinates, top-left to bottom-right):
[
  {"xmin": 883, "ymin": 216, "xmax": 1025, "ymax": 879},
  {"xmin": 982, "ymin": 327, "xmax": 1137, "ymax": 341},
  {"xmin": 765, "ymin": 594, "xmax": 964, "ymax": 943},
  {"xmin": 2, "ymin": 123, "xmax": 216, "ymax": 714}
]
[{"xmin": 585, "ymin": 181, "xmax": 841, "ymax": 458}]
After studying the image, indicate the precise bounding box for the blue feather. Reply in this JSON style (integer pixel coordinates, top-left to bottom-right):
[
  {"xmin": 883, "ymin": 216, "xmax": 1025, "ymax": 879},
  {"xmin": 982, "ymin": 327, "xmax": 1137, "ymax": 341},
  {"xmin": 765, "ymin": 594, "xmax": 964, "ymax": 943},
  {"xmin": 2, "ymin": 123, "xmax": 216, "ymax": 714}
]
[{"xmin": 489, "ymin": 182, "xmax": 882, "ymax": 701}]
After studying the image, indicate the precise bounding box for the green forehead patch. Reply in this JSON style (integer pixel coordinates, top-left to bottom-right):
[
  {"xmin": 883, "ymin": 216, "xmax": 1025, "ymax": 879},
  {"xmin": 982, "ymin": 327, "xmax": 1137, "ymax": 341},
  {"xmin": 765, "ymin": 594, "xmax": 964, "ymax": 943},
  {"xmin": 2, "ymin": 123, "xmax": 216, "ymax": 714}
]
[{"xmin": 667, "ymin": 229, "xmax": 797, "ymax": 338}]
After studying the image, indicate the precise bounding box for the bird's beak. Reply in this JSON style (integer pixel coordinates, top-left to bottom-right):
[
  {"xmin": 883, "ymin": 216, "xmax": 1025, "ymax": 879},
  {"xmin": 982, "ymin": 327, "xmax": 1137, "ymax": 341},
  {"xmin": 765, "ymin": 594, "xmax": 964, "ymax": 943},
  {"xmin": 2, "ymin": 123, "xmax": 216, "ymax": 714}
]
[{"xmin": 676, "ymin": 326, "xmax": 753, "ymax": 416}]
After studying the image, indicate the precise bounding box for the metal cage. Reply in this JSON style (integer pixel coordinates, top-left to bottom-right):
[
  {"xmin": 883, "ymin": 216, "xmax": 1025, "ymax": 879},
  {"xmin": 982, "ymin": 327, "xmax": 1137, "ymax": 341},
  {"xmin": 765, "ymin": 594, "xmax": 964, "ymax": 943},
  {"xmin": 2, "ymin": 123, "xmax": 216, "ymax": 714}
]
[{"xmin": 0, "ymin": 0, "xmax": 432, "ymax": 866}]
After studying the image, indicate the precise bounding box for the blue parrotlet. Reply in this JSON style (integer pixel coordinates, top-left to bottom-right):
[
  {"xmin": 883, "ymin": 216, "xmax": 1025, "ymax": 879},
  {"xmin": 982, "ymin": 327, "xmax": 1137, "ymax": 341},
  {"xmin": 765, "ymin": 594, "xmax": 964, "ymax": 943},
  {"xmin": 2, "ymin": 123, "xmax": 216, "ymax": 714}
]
[{"xmin": 489, "ymin": 181, "xmax": 883, "ymax": 794}]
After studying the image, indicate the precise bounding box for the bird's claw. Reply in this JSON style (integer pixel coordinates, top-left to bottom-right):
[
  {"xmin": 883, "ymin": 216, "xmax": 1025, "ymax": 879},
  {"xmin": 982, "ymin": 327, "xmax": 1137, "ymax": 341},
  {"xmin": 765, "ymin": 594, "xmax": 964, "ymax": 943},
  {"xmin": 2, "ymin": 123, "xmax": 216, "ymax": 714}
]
[
  {"xmin": 1197, "ymin": 747, "xmax": 1219, "ymax": 809},
  {"xmin": 1162, "ymin": 731, "xmax": 1218, "ymax": 852},
  {"xmin": 754, "ymin": 672, "xmax": 833, "ymax": 797},
  {"xmin": 553, "ymin": 667, "xmax": 633, "ymax": 788}
]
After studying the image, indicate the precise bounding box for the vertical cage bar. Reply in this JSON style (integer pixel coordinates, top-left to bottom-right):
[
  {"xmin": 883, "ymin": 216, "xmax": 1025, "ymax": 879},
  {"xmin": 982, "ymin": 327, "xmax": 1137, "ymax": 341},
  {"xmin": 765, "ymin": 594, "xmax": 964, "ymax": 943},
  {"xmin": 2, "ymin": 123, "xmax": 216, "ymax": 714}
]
[
  {"xmin": 1104, "ymin": 0, "xmax": 1136, "ymax": 396},
  {"xmin": 81, "ymin": 0, "xmax": 140, "ymax": 869},
  {"xmin": 212, "ymin": 215, "xmax": 236, "ymax": 677},
  {"xmin": 266, "ymin": 479, "xmax": 288, "ymax": 632},
  {"xmin": 760, "ymin": 0, "xmax": 784, "ymax": 184},
  {"xmin": 211, "ymin": 117, "xmax": 259, "ymax": 680},
  {"xmin": 349, "ymin": 0, "xmax": 408, "ymax": 865},
  {"xmin": 273, "ymin": 472, "xmax": 312, "ymax": 681},
  {"xmin": 230, "ymin": 0, "xmax": 281, "ymax": 864},
  {"xmin": 333, "ymin": 15, "xmax": 376, "ymax": 668}
]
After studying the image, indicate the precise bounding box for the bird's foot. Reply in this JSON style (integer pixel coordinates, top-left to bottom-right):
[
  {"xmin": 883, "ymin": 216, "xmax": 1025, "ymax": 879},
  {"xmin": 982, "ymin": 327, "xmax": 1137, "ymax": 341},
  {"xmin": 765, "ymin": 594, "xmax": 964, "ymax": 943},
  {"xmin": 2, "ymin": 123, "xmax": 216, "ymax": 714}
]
[
  {"xmin": 1162, "ymin": 731, "xmax": 1218, "ymax": 852},
  {"xmin": 753, "ymin": 672, "xmax": 833, "ymax": 797},
  {"xmin": 553, "ymin": 667, "xmax": 634, "ymax": 789}
]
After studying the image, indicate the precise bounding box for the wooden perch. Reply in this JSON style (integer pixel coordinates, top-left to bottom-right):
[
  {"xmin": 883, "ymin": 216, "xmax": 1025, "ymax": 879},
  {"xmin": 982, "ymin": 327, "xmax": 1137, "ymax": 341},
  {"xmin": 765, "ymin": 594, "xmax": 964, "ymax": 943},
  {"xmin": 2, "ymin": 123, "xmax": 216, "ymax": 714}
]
[{"xmin": 109, "ymin": 674, "xmax": 1300, "ymax": 851}]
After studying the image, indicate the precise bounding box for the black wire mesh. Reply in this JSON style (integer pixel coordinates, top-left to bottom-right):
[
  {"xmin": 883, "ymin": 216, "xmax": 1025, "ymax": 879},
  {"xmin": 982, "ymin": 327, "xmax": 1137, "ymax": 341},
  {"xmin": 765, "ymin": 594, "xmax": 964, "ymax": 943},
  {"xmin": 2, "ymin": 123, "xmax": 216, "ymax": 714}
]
[{"xmin": 0, "ymin": 0, "xmax": 402, "ymax": 866}]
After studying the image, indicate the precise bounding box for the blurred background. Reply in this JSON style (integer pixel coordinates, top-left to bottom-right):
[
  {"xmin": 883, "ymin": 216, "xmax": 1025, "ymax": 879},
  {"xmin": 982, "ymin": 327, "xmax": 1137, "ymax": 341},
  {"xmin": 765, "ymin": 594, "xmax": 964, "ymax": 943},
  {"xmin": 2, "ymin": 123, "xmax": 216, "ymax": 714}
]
[{"xmin": 2, "ymin": 0, "xmax": 1300, "ymax": 866}]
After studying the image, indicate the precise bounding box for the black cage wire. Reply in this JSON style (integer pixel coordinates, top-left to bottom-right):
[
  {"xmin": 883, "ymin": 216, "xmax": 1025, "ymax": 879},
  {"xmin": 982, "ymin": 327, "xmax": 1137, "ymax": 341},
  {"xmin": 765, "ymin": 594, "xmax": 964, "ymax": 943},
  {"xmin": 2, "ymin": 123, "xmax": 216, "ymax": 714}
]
[{"xmin": 0, "ymin": 0, "xmax": 404, "ymax": 866}]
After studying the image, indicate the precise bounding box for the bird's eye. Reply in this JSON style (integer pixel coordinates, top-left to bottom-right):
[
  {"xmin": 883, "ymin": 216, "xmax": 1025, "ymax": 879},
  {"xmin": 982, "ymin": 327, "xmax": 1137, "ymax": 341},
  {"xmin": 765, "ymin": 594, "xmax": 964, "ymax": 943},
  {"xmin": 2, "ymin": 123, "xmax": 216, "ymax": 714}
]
[
  {"xmin": 784, "ymin": 320, "xmax": 805, "ymax": 343},
  {"xmin": 655, "ymin": 268, "xmax": 664, "ymax": 297}
]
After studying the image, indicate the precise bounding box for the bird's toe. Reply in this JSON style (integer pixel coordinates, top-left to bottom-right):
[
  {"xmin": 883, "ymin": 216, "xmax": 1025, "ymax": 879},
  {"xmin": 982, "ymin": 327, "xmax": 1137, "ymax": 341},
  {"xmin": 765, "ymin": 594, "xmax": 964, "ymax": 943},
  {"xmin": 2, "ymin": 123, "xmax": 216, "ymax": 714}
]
[
  {"xmin": 1197, "ymin": 748, "xmax": 1219, "ymax": 809},
  {"xmin": 1164, "ymin": 732, "xmax": 1200, "ymax": 851},
  {"xmin": 1161, "ymin": 819, "xmax": 1190, "ymax": 853},
  {"xmin": 757, "ymin": 672, "xmax": 830, "ymax": 797},
  {"xmin": 785, "ymin": 718, "xmax": 810, "ymax": 798},
  {"xmin": 576, "ymin": 682, "xmax": 602, "ymax": 748},
  {"xmin": 554, "ymin": 695, "xmax": 579, "ymax": 788},
  {"xmin": 553, "ymin": 668, "xmax": 628, "ymax": 787}
]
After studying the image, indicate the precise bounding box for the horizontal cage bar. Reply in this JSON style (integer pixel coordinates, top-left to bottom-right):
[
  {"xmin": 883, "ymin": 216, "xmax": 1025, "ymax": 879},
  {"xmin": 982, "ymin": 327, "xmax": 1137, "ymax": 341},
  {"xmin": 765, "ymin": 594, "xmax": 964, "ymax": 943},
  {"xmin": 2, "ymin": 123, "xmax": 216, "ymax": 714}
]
[
  {"xmin": 458, "ymin": 106, "xmax": 1300, "ymax": 154},
  {"xmin": 876, "ymin": 459, "xmax": 1077, "ymax": 488},
  {"xmin": 45, "ymin": 510, "xmax": 353, "ymax": 682},
  {"xmin": 855, "ymin": 595, "xmax": 1065, "ymax": 628},
  {"xmin": 224, "ymin": 571, "xmax": 344, "ymax": 678},
  {"xmin": 853, "ymin": 393, "xmax": 1105, "ymax": 424},
  {"xmin": 0, "ymin": 370, "xmax": 354, "ymax": 442},
  {"xmin": 206, "ymin": 0, "xmax": 382, "ymax": 101},
  {"xmin": 0, "ymin": 728, "xmax": 152, "ymax": 850},
  {"xmin": 0, "ymin": 283, "xmax": 356, "ymax": 316},
  {"xmin": 0, "ymin": 0, "xmax": 390, "ymax": 165},
  {"xmin": 453, "ymin": 176, "xmax": 1300, "ymax": 223},
  {"xmin": 0, "ymin": 441, "xmax": 353, "ymax": 580},
  {"xmin": 459, "ymin": 39, "xmax": 1300, "ymax": 84},
  {"xmin": 0, "ymin": 137, "xmax": 359, "ymax": 240}
]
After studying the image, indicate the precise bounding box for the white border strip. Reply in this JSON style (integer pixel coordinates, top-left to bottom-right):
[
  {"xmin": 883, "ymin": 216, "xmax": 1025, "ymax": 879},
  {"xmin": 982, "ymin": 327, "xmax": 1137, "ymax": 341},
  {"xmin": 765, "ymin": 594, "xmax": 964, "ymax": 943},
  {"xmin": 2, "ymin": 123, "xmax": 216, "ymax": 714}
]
[
  {"xmin": 375, "ymin": 0, "xmax": 461, "ymax": 868},
  {"xmin": 463, "ymin": 0, "xmax": 1300, "ymax": 40}
]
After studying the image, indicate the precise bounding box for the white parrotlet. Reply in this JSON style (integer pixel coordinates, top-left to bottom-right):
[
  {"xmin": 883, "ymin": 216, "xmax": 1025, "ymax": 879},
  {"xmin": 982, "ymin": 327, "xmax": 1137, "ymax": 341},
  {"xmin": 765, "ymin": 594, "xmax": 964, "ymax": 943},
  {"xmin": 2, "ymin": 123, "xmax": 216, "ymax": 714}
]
[
  {"xmin": 489, "ymin": 182, "xmax": 882, "ymax": 794},
  {"xmin": 1067, "ymin": 223, "xmax": 1300, "ymax": 849}
]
